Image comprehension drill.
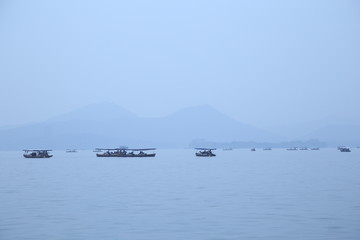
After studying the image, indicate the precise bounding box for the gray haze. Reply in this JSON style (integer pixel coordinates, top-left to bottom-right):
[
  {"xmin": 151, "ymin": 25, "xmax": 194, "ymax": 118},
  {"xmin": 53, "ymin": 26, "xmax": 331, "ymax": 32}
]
[
  {"xmin": 1, "ymin": 0, "xmax": 360, "ymax": 140},
  {"xmin": 0, "ymin": 103, "xmax": 351, "ymax": 149},
  {"xmin": 0, "ymin": 103, "xmax": 280, "ymax": 149}
]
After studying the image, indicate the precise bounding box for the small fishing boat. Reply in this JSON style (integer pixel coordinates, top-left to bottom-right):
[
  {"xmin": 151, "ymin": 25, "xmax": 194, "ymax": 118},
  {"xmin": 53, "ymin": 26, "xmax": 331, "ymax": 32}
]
[
  {"xmin": 95, "ymin": 148, "xmax": 156, "ymax": 157},
  {"xmin": 195, "ymin": 148, "xmax": 216, "ymax": 157},
  {"xmin": 223, "ymin": 148, "xmax": 233, "ymax": 151},
  {"xmin": 338, "ymin": 147, "xmax": 351, "ymax": 152},
  {"xmin": 122, "ymin": 148, "xmax": 156, "ymax": 157},
  {"xmin": 23, "ymin": 149, "xmax": 53, "ymax": 158},
  {"xmin": 66, "ymin": 149, "xmax": 77, "ymax": 153}
]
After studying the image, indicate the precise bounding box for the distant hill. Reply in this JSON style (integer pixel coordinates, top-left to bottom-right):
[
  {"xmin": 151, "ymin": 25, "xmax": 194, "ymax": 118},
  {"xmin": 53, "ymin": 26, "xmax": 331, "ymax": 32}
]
[
  {"xmin": 48, "ymin": 102, "xmax": 138, "ymax": 122},
  {"xmin": 302, "ymin": 124, "xmax": 360, "ymax": 147},
  {"xmin": 0, "ymin": 103, "xmax": 280, "ymax": 150},
  {"xmin": 267, "ymin": 122, "xmax": 360, "ymax": 147},
  {"xmin": 189, "ymin": 139, "xmax": 327, "ymax": 149}
]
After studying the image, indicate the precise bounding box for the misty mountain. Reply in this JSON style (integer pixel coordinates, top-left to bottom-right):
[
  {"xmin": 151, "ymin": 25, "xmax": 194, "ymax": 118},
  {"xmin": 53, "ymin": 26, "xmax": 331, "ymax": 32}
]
[
  {"xmin": 267, "ymin": 121, "xmax": 360, "ymax": 147},
  {"xmin": 49, "ymin": 102, "xmax": 138, "ymax": 122},
  {"xmin": 189, "ymin": 139, "xmax": 327, "ymax": 149},
  {"xmin": 0, "ymin": 103, "xmax": 280, "ymax": 150},
  {"xmin": 302, "ymin": 124, "xmax": 360, "ymax": 147}
]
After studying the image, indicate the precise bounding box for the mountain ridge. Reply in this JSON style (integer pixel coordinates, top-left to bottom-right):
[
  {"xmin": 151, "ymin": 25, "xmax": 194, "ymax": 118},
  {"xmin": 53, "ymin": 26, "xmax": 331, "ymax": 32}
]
[
  {"xmin": 1, "ymin": 103, "xmax": 359, "ymax": 150},
  {"xmin": 0, "ymin": 103, "xmax": 279, "ymax": 150}
]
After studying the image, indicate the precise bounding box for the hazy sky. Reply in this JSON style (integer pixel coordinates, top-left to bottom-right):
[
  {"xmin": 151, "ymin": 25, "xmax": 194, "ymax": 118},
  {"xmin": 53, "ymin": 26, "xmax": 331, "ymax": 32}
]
[{"xmin": 1, "ymin": 0, "xmax": 359, "ymax": 128}]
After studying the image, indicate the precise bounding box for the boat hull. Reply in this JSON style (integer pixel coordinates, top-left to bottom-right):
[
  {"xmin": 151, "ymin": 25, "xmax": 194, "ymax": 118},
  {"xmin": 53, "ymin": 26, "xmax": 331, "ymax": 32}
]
[
  {"xmin": 23, "ymin": 154, "xmax": 53, "ymax": 158},
  {"xmin": 195, "ymin": 153, "xmax": 216, "ymax": 157},
  {"xmin": 96, "ymin": 153, "xmax": 156, "ymax": 158},
  {"xmin": 340, "ymin": 149, "xmax": 351, "ymax": 152}
]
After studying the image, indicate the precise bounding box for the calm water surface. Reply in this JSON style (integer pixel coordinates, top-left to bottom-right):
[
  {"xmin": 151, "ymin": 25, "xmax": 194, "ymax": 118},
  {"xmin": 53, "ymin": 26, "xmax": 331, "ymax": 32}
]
[{"xmin": 1, "ymin": 149, "xmax": 359, "ymax": 240}]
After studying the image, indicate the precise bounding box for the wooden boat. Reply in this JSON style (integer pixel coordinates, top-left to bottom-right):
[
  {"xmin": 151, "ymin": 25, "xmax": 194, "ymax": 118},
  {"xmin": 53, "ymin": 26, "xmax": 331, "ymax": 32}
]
[
  {"xmin": 195, "ymin": 148, "xmax": 216, "ymax": 157},
  {"xmin": 121, "ymin": 149, "xmax": 156, "ymax": 158},
  {"xmin": 223, "ymin": 148, "xmax": 233, "ymax": 151},
  {"xmin": 95, "ymin": 148, "xmax": 156, "ymax": 157},
  {"xmin": 23, "ymin": 149, "xmax": 53, "ymax": 158},
  {"xmin": 66, "ymin": 149, "xmax": 77, "ymax": 153},
  {"xmin": 338, "ymin": 147, "xmax": 351, "ymax": 152}
]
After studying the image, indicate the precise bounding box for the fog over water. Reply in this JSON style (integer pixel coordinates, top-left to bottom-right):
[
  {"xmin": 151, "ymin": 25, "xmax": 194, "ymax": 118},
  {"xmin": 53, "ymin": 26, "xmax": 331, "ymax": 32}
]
[
  {"xmin": 1, "ymin": 2, "xmax": 360, "ymax": 239},
  {"xmin": 1, "ymin": 149, "xmax": 360, "ymax": 239}
]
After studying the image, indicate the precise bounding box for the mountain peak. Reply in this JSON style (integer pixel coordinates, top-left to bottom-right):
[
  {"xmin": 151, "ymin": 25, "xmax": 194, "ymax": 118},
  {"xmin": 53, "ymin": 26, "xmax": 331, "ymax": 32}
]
[
  {"xmin": 0, "ymin": 103, "xmax": 281, "ymax": 149},
  {"xmin": 49, "ymin": 102, "xmax": 138, "ymax": 122},
  {"xmin": 168, "ymin": 104, "xmax": 228, "ymax": 119}
]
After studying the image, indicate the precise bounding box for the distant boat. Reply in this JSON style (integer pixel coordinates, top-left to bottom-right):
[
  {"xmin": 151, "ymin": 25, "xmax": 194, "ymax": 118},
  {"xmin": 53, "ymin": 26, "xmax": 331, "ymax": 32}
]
[
  {"xmin": 66, "ymin": 149, "xmax": 77, "ymax": 153},
  {"xmin": 223, "ymin": 148, "xmax": 233, "ymax": 151},
  {"xmin": 195, "ymin": 148, "xmax": 216, "ymax": 157},
  {"xmin": 251, "ymin": 148, "xmax": 256, "ymax": 151},
  {"xmin": 338, "ymin": 147, "xmax": 351, "ymax": 152},
  {"xmin": 263, "ymin": 148, "xmax": 272, "ymax": 150},
  {"xmin": 299, "ymin": 147, "xmax": 308, "ymax": 150},
  {"xmin": 23, "ymin": 149, "xmax": 53, "ymax": 158},
  {"xmin": 310, "ymin": 147, "xmax": 320, "ymax": 150},
  {"xmin": 95, "ymin": 148, "xmax": 156, "ymax": 157}
]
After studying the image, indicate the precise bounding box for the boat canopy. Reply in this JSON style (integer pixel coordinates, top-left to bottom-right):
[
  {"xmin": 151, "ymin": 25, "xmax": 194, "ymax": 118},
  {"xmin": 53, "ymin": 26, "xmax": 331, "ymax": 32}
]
[
  {"xmin": 126, "ymin": 148, "xmax": 156, "ymax": 151},
  {"xmin": 23, "ymin": 149, "xmax": 52, "ymax": 152},
  {"xmin": 194, "ymin": 148, "xmax": 216, "ymax": 150},
  {"xmin": 95, "ymin": 148, "xmax": 120, "ymax": 151},
  {"xmin": 95, "ymin": 148, "xmax": 156, "ymax": 151}
]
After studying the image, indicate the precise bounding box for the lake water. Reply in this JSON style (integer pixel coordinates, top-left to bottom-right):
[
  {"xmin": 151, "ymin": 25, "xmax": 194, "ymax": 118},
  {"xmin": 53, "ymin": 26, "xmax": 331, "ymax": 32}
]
[{"xmin": 1, "ymin": 149, "xmax": 359, "ymax": 240}]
